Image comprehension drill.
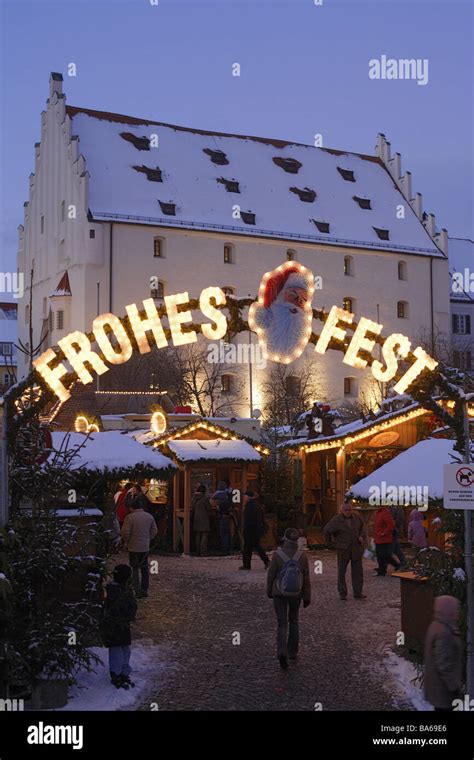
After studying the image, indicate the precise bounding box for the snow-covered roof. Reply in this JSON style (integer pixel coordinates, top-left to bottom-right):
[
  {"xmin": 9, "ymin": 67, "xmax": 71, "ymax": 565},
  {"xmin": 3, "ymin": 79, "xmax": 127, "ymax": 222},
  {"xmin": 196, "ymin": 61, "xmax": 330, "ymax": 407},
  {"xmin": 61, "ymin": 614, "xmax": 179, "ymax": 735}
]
[
  {"xmin": 67, "ymin": 106, "xmax": 442, "ymax": 256},
  {"xmin": 448, "ymin": 237, "xmax": 474, "ymax": 303},
  {"xmin": 167, "ymin": 439, "xmax": 261, "ymax": 463},
  {"xmin": 348, "ymin": 438, "xmax": 460, "ymax": 502},
  {"xmin": 50, "ymin": 431, "xmax": 176, "ymax": 473}
]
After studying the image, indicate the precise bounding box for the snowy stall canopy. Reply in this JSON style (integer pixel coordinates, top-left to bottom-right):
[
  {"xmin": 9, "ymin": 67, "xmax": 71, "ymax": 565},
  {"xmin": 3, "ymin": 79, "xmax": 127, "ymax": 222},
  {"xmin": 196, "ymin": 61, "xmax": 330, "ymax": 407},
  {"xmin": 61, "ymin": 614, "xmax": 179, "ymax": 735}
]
[
  {"xmin": 167, "ymin": 439, "xmax": 262, "ymax": 464},
  {"xmin": 50, "ymin": 431, "xmax": 176, "ymax": 477},
  {"xmin": 66, "ymin": 106, "xmax": 441, "ymax": 255},
  {"xmin": 348, "ymin": 439, "xmax": 459, "ymax": 504}
]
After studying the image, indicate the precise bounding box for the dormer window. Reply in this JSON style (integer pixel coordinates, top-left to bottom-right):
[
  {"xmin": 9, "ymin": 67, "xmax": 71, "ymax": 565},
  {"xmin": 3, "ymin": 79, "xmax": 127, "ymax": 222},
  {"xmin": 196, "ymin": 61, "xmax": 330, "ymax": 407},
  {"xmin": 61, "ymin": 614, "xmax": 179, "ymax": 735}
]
[
  {"xmin": 289, "ymin": 187, "xmax": 316, "ymax": 203},
  {"xmin": 311, "ymin": 219, "xmax": 330, "ymax": 234},
  {"xmin": 133, "ymin": 165, "xmax": 162, "ymax": 182},
  {"xmin": 352, "ymin": 195, "xmax": 371, "ymax": 210},
  {"xmin": 373, "ymin": 226, "xmax": 390, "ymax": 241},
  {"xmin": 203, "ymin": 148, "xmax": 229, "ymax": 165},
  {"xmin": 217, "ymin": 177, "xmax": 240, "ymax": 193},
  {"xmin": 120, "ymin": 132, "xmax": 150, "ymax": 151},
  {"xmin": 337, "ymin": 167, "xmax": 355, "ymax": 182},
  {"xmin": 272, "ymin": 157, "xmax": 302, "ymax": 174},
  {"xmin": 240, "ymin": 211, "xmax": 255, "ymax": 225},
  {"xmin": 158, "ymin": 201, "xmax": 176, "ymax": 216}
]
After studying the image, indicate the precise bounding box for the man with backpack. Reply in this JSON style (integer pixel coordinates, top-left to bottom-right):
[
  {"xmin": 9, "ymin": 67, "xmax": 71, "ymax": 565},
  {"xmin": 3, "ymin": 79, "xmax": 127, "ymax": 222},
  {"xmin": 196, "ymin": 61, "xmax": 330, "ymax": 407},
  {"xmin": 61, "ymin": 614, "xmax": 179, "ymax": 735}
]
[
  {"xmin": 267, "ymin": 527, "xmax": 311, "ymax": 669},
  {"xmin": 240, "ymin": 490, "xmax": 269, "ymax": 570}
]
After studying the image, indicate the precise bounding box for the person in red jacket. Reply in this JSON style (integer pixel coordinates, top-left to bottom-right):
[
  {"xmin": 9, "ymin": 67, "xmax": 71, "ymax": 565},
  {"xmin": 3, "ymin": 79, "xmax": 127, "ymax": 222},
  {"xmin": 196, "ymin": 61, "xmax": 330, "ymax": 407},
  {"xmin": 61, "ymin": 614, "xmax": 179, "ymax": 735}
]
[
  {"xmin": 114, "ymin": 482, "xmax": 134, "ymax": 528},
  {"xmin": 373, "ymin": 506, "xmax": 401, "ymax": 576}
]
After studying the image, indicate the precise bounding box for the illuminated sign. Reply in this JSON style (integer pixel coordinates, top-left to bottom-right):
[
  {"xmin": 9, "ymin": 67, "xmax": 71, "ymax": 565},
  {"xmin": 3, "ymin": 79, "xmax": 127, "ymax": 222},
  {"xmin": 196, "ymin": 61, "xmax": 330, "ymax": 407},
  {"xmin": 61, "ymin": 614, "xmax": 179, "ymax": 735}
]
[{"xmin": 33, "ymin": 268, "xmax": 438, "ymax": 402}]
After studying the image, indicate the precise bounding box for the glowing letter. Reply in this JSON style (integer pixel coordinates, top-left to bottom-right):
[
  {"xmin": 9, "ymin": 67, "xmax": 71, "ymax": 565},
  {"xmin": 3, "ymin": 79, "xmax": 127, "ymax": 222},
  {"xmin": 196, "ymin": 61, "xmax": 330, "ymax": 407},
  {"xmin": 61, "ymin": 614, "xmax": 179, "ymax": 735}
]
[
  {"xmin": 371, "ymin": 333, "xmax": 411, "ymax": 382},
  {"xmin": 316, "ymin": 306, "xmax": 353, "ymax": 355},
  {"xmin": 33, "ymin": 348, "xmax": 70, "ymax": 402},
  {"xmin": 93, "ymin": 313, "xmax": 133, "ymax": 364},
  {"xmin": 393, "ymin": 346, "xmax": 438, "ymax": 394},
  {"xmin": 58, "ymin": 331, "xmax": 108, "ymax": 385},
  {"xmin": 199, "ymin": 287, "xmax": 228, "ymax": 340},
  {"xmin": 343, "ymin": 317, "xmax": 383, "ymax": 369},
  {"xmin": 165, "ymin": 292, "xmax": 197, "ymax": 347},
  {"xmin": 126, "ymin": 299, "xmax": 168, "ymax": 353}
]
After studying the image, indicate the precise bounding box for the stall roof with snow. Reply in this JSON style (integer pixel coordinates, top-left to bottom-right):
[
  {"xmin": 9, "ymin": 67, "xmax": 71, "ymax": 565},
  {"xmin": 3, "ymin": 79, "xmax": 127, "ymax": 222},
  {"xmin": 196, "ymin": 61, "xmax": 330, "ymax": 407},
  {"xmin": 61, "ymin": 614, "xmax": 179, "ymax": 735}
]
[
  {"xmin": 167, "ymin": 439, "xmax": 262, "ymax": 464},
  {"xmin": 50, "ymin": 431, "xmax": 176, "ymax": 475},
  {"xmin": 348, "ymin": 438, "xmax": 460, "ymax": 503},
  {"xmin": 66, "ymin": 105, "xmax": 443, "ymax": 256}
]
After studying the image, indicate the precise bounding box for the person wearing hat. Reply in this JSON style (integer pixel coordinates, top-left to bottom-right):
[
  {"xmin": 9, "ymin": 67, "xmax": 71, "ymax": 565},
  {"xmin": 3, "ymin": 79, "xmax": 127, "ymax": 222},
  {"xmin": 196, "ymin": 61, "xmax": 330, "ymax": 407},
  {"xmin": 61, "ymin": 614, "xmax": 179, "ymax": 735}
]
[
  {"xmin": 101, "ymin": 564, "xmax": 137, "ymax": 689},
  {"xmin": 266, "ymin": 528, "xmax": 311, "ymax": 669},
  {"xmin": 323, "ymin": 500, "xmax": 367, "ymax": 600},
  {"xmin": 239, "ymin": 490, "xmax": 269, "ymax": 570}
]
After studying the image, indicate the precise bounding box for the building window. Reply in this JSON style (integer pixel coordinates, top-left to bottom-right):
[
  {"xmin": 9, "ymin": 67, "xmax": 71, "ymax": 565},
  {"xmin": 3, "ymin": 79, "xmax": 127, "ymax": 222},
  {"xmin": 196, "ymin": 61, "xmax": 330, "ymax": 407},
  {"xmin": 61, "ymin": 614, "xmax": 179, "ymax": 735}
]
[
  {"xmin": 343, "ymin": 297, "xmax": 354, "ymax": 313},
  {"xmin": 311, "ymin": 219, "xmax": 330, "ymax": 234},
  {"xmin": 49, "ymin": 310, "xmax": 54, "ymax": 332},
  {"xmin": 40, "ymin": 215, "xmax": 45, "ymax": 234},
  {"xmin": 221, "ymin": 374, "xmax": 232, "ymax": 393},
  {"xmin": 344, "ymin": 256, "xmax": 354, "ymax": 276},
  {"xmin": 398, "ymin": 261, "xmax": 407, "ymax": 280},
  {"xmin": 224, "ymin": 244, "xmax": 234, "ymax": 264},
  {"xmin": 352, "ymin": 195, "xmax": 371, "ymax": 209},
  {"xmin": 154, "ymin": 238, "xmax": 164, "ymax": 258},
  {"xmin": 25, "ymin": 305, "xmax": 30, "ymax": 324},
  {"xmin": 453, "ymin": 350, "xmax": 472, "ymax": 371},
  {"xmin": 56, "ymin": 310, "xmax": 64, "ymax": 330},
  {"xmin": 61, "ymin": 201, "xmax": 65, "ymax": 222},
  {"xmin": 337, "ymin": 167, "xmax": 355, "ymax": 182},
  {"xmin": 151, "ymin": 280, "xmax": 165, "ymax": 300},
  {"xmin": 203, "ymin": 148, "xmax": 229, "ymax": 166},
  {"xmin": 1, "ymin": 343, "xmax": 12, "ymax": 356},
  {"xmin": 452, "ymin": 314, "xmax": 471, "ymax": 335},
  {"xmin": 289, "ymin": 186, "xmax": 316, "ymax": 203},
  {"xmin": 286, "ymin": 249, "xmax": 296, "ymax": 261},
  {"xmin": 272, "ymin": 156, "xmax": 302, "ymax": 174},
  {"xmin": 397, "ymin": 301, "xmax": 409, "ymax": 319},
  {"xmin": 285, "ymin": 375, "xmax": 301, "ymax": 397},
  {"xmin": 217, "ymin": 177, "xmax": 240, "ymax": 193},
  {"xmin": 90, "ymin": 229, "xmax": 95, "ymax": 239},
  {"xmin": 240, "ymin": 211, "xmax": 255, "ymax": 225},
  {"xmin": 344, "ymin": 377, "xmax": 356, "ymax": 397},
  {"xmin": 3, "ymin": 372, "xmax": 10, "ymax": 387},
  {"xmin": 373, "ymin": 226, "xmax": 390, "ymax": 241}
]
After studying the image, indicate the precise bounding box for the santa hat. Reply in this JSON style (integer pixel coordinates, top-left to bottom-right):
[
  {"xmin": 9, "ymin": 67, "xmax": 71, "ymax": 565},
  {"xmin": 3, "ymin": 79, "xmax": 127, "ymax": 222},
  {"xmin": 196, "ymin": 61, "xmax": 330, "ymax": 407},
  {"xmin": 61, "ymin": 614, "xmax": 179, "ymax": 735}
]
[{"xmin": 262, "ymin": 265, "xmax": 313, "ymax": 308}]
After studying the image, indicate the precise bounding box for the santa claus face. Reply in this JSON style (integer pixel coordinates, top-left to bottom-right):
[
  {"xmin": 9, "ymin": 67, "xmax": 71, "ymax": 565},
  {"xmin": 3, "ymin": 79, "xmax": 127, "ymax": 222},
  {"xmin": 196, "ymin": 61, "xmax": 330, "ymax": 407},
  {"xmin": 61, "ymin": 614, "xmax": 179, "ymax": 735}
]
[{"xmin": 283, "ymin": 286, "xmax": 308, "ymax": 311}]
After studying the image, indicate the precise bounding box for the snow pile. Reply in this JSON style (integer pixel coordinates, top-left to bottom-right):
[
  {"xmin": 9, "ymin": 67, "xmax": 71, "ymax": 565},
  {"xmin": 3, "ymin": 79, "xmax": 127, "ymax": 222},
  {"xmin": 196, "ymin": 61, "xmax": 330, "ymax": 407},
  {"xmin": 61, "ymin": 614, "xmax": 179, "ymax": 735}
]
[
  {"xmin": 384, "ymin": 649, "xmax": 433, "ymax": 711},
  {"xmin": 50, "ymin": 431, "xmax": 176, "ymax": 473},
  {"xmin": 59, "ymin": 640, "xmax": 166, "ymax": 711}
]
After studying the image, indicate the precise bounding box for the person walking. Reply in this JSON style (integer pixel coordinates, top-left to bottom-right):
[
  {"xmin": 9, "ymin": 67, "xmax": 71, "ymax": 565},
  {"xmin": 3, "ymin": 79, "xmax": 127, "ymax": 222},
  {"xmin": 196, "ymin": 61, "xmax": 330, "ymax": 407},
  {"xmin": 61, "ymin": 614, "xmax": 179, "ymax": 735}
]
[
  {"xmin": 424, "ymin": 596, "xmax": 463, "ymax": 711},
  {"xmin": 211, "ymin": 480, "xmax": 233, "ymax": 555},
  {"xmin": 240, "ymin": 490, "xmax": 269, "ymax": 570},
  {"xmin": 114, "ymin": 482, "xmax": 133, "ymax": 528},
  {"xmin": 408, "ymin": 509, "xmax": 428, "ymax": 550},
  {"xmin": 121, "ymin": 499, "xmax": 157, "ymax": 598},
  {"xmin": 390, "ymin": 506, "xmax": 406, "ymax": 566},
  {"xmin": 101, "ymin": 564, "xmax": 137, "ymax": 689},
  {"xmin": 267, "ymin": 528, "xmax": 311, "ymax": 669},
  {"xmin": 373, "ymin": 505, "xmax": 400, "ymax": 576},
  {"xmin": 192, "ymin": 484, "xmax": 211, "ymax": 556},
  {"xmin": 323, "ymin": 500, "xmax": 367, "ymax": 600}
]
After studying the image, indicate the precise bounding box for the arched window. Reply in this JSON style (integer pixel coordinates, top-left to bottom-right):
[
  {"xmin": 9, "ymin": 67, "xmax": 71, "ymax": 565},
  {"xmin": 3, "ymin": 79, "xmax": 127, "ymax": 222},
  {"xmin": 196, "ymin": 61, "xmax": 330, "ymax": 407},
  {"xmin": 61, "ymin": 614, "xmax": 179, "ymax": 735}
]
[
  {"xmin": 151, "ymin": 280, "xmax": 165, "ymax": 300},
  {"xmin": 343, "ymin": 297, "xmax": 354, "ymax": 313},
  {"xmin": 397, "ymin": 301, "xmax": 409, "ymax": 319},
  {"xmin": 153, "ymin": 237, "xmax": 165, "ymax": 258},
  {"xmin": 344, "ymin": 255, "xmax": 354, "ymax": 276},
  {"xmin": 224, "ymin": 244, "xmax": 234, "ymax": 264},
  {"xmin": 398, "ymin": 261, "xmax": 407, "ymax": 280}
]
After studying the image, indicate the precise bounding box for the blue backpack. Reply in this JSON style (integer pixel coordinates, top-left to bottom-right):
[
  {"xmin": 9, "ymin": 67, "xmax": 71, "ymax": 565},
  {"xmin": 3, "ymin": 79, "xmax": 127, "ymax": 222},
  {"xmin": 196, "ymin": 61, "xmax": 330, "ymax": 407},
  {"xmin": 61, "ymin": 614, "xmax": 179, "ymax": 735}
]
[{"xmin": 276, "ymin": 549, "xmax": 303, "ymax": 597}]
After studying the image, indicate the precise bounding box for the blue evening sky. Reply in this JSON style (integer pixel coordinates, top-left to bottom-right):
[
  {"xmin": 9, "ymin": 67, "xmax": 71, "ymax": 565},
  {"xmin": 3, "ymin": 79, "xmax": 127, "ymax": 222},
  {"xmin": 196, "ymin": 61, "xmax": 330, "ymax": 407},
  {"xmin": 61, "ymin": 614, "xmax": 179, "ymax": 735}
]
[{"xmin": 1, "ymin": 0, "xmax": 472, "ymax": 277}]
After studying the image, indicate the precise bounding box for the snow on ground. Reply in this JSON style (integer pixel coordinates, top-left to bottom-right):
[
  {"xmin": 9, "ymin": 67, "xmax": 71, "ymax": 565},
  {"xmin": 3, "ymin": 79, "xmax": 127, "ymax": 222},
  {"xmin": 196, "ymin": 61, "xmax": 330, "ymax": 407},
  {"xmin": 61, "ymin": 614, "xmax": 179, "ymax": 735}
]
[
  {"xmin": 58, "ymin": 640, "xmax": 167, "ymax": 711},
  {"xmin": 384, "ymin": 648, "xmax": 432, "ymax": 711}
]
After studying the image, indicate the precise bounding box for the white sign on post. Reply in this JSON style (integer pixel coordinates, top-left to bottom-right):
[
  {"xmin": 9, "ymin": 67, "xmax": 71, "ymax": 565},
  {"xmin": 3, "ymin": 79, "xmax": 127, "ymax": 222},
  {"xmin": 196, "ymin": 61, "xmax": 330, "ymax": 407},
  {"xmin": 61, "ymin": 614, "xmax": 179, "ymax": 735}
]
[{"xmin": 443, "ymin": 464, "xmax": 474, "ymax": 510}]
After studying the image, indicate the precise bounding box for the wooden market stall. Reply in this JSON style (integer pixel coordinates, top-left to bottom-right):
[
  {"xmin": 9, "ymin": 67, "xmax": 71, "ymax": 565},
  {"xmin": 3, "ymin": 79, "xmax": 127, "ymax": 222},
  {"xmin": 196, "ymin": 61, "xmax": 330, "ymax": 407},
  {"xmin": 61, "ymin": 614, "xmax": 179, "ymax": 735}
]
[{"xmin": 152, "ymin": 420, "xmax": 268, "ymax": 555}]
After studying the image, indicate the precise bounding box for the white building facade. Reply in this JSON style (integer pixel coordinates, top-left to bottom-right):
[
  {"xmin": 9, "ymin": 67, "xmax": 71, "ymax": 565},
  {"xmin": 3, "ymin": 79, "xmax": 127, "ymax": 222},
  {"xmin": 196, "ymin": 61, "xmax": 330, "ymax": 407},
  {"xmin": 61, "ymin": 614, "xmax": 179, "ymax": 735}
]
[
  {"xmin": 449, "ymin": 236, "xmax": 474, "ymax": 375},
  {"xmin": 17, "ymin": 73, "xmax": 451, "ymax": 414}
]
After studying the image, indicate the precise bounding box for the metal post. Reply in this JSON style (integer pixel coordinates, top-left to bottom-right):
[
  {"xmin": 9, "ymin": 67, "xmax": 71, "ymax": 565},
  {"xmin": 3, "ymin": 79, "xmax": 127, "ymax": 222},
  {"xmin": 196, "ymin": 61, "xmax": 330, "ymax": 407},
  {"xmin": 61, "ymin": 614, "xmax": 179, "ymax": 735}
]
[
  {"xmin": 463, "ymin": 400, "xmax": 474, "ymax": 698},
  {"xmin": 248, "ymin": 297, "xmax": 254, "ymax": 417}
]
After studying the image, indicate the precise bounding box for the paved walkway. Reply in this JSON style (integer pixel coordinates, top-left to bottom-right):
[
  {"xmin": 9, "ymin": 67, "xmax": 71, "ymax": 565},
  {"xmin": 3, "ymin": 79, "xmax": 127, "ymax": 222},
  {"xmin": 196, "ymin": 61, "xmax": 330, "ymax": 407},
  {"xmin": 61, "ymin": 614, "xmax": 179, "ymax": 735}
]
[{"xmin": 128, "ymin": 550, "xmax": 412, "ymax": 711}]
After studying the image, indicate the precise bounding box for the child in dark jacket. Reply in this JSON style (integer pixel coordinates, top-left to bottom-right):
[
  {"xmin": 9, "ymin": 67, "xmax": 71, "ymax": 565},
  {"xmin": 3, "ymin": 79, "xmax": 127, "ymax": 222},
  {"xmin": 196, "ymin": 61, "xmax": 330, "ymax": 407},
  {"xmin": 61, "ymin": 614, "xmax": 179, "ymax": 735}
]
[{"xmin": 101, "ymin": 564, "xmax": 137, "ymax": 689}]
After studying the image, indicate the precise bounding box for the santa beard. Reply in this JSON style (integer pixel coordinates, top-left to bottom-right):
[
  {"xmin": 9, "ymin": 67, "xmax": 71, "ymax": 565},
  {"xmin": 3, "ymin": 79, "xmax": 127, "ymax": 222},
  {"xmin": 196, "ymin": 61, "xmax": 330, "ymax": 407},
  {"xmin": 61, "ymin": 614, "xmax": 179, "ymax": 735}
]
[{"xmin": 263, "ymin": 301, "xmax": 308, "ymax": 359}]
